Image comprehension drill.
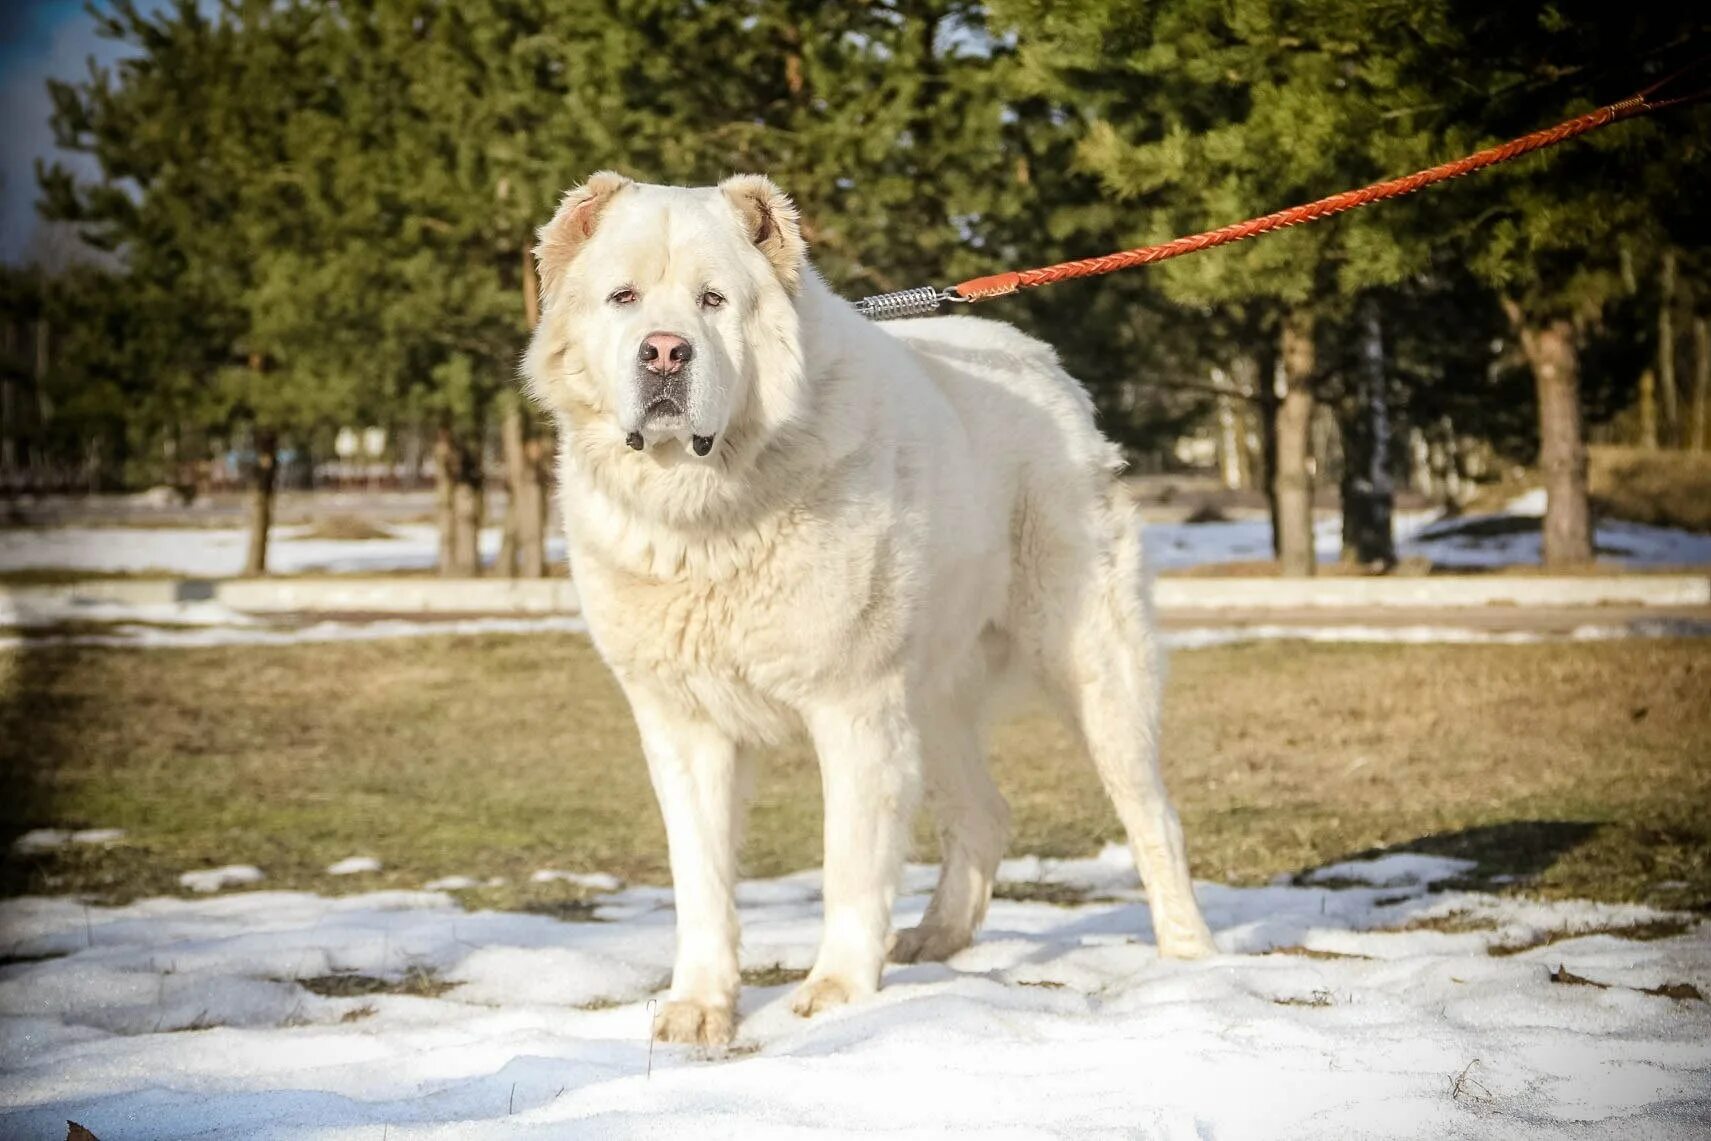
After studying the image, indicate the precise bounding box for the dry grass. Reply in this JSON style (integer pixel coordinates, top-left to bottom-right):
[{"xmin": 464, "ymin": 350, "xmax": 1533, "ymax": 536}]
[
  {"xmin": 1590, "ymin": 446, "xmax": 1711, "ymax": 533},
  {"xmin": 2, "ymin": 635, "xmax": 1709, "ymax": 912},
  {"xmin": 293, "ymin": 515, "xmax": 399, "ymax": 542},
  {"xmin": 741, "ymin": 964, "xmax": 810, "ymax": 987},
  {"xmin": 295, "ymin": 964, "xmax": 458, "ymax": 999}
]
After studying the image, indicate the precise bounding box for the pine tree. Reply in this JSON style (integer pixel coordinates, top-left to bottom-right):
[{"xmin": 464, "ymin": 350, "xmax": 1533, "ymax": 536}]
[
  {"xmin": 992, "ymin": 0, "xmax": 1458, "ymax": 574},
  {"xmin": 41, "ymin": 0, "xmax": 353, "ymax": 574},
  {"xmin": 1402, "ymin": 4, "xmax": 1711, "ymax": 565}
]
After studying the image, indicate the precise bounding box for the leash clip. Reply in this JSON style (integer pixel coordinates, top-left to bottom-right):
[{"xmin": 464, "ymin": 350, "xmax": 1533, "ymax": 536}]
[{"xmin": 853, "ymin": 285, "xmax": 965, "ymax": 321}]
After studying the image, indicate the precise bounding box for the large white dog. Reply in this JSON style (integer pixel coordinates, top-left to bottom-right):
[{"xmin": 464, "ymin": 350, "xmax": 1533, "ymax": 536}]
[{"xmin": 524, "ymin": 173, "xmax": 1215, "ymax": 1046}]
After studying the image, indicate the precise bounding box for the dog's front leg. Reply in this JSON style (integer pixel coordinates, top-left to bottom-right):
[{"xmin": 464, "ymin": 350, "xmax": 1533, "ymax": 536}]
[
  {"xmin": 629, "ymin": 690, "xmax": 745, "ymax": 1046},
  {"xmin": 794, "ymin": 683, "xmax": 923, "ymax": 1017}
]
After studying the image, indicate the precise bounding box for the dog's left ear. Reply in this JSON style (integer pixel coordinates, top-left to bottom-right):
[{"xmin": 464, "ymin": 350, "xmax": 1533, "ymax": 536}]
[{"xmin": 721, "ymin": 174, "xmax": 806, "ymax": 292}]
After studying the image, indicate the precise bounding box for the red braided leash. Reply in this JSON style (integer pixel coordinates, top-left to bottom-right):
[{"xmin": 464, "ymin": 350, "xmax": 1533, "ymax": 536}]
[{"xmin": 931, "ymin": 67, "xmax": 1707, "ymax": 307}]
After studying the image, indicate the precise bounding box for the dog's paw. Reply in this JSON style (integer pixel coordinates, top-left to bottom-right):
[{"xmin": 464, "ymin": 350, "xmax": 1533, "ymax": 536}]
[
  {"xmin": 653, "ymin": 999, "xmax": 734, "ymax": 1046},
  {"xmin": 888, "ymin": 924, "xmax": 971, "ymax": 964},
  {"xmin": 789, "ymin": 975, "xmax": 864, "ymax": 1018},
  {"xmin": 1156, "ymin": 921, "xmax": 1217, "ymax": 960}
]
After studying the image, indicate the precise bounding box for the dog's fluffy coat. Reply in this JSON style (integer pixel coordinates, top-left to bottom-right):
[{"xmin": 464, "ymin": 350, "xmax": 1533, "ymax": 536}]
[{"xmin": 524, "ymin": 174, "xmax": 1214, "ymax": 1046}]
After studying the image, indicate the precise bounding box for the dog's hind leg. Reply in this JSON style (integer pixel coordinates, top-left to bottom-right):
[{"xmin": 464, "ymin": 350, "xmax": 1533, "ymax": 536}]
[
  {"xmin": 891, "ymin": 699, "xmax": 1009, "ymax": 964},
  {"xmin": 1026, "ymin": 489, "xmax": 1216, "ymax": 960}
]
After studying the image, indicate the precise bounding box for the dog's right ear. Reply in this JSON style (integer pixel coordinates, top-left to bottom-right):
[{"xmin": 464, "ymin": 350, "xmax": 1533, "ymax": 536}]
[{"xmin": 534, "ymin": 171, "xmax": 632, "ymax": 302}]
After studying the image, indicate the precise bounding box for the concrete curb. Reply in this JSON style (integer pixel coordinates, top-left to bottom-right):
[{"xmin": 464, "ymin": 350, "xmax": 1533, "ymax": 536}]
[{"xmin": 4, "ymin": 574, "xmax": 1707, "ymax": 615}]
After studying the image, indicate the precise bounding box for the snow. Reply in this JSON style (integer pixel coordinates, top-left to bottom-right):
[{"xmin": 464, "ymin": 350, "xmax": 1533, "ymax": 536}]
[
  {"xmin": 530, "ymin": 870, "xmax": 625, "ymax": 893},
  {"xmin": 0, "ymin": 614, "xmax": 589, "ymax": 651},
  {"xmin": 1507, "ymin": 488, "xmax": 1549, "ymax": 515},
  {"xmin": 3, "ymin": 853, "xmax": 1706, "ymax": 1138},
  {"xmin": 6, "ymin": 498, "xmax": 1709, "ymax": 583},
  {"xmin": 325, "ymin": 858, "xmax": 383, "ymax": 877},
  {"xmin": 5, "ymin": 605, "xmax": 1705, "ymax": 653},
  {"xmin": 1306, "ymin": 853, "xmax": 1476, "ymax": 887},
  {"xmin": 10, "ymin": 829, "xmax": 125, "ymax": 855},
  {"xmin": 177, "ymin": 866, "xmax": 265, "ymax": 893},
  {"xmin": 1407, "ymin": 515, "xmax": 1711, "ymax": 571},
  {"xmin": 1147, "ymin": 504, "xmax": 1711, "ymax": 572},
  {"xmin": 0, "ymin": 595, "xmax": 263, "ymax": 630},
  {"xmin": 1160, "ymin": 617, "xmax": 1711, "ymax": 648},
  {"xmin": 0, "ymin": 524, "xmax": 564, "ymax": 577}
]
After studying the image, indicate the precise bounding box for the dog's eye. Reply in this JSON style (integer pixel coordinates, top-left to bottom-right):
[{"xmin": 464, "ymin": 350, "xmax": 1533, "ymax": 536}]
[
  {"xmin": 608, "ymin": 287, "xmax": 638, "ymax": 306},
  {"xmin": 701, "ymin": 290, "xmax": 726, "ymax": 310}
]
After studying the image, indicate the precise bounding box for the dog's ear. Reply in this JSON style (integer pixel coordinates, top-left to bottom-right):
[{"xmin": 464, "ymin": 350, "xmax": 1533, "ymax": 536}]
[
  {"xmin": 535, "ymin": 171, "xmax": 632, "ymax": 302},
  {"xmin": 720, "ymin": 174, "xmax": 806, "ymax": 292}
]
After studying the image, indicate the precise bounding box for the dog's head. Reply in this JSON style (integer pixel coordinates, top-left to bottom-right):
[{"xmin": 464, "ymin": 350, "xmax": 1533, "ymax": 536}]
[{"xmin": 524, "ymin": 174, "xmax": 808, "ymax": 490}]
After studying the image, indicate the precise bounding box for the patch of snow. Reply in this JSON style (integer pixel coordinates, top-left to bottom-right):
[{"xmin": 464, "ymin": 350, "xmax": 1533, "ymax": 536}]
[
  {"xmin": 0, "ymin": 524, "xmax": 565, "ymax": 577},
  {"xmin": 177, "ymin": 865, "xmax": 265, "ymax": 893},
  {"xmin": 11, "ymin": 828, "xmax": 125, "ymax": 855},
  {"xmin": 2, "ymin": 858, "xmax": 1706, "ymax": 1138},
  {"xmin": 1161, "ymin": 618, "xmax": 1711, "ymax": 648},
  {"xmin": 1142, "ymin": 505, "xmax": 1711, "ymax": 572},
  {"xmin": 1307, "ymin": 853, "xmax": 1477, "ymax": 887},
  {"xmin": 1506, "ymin": 487, "xmax": 1549, "ymax": 515},
  {"xmin": 11, "ymin": 830, "xmax": 71, "ymax": 855},
  {"xmin": 528, "ymin": 870, "xmax": 624, "ymax": 893},
  {"xmin": 1404, "ymin": 514, "xmax": 1711, "ymax": 570},
  {"xmin": 0, "ymin": 596, "xmax": 262, "ymax": 629},
  {"xmin": 325, "ymin": 857, "xmax": 382, "ymax": 877},
  {"xmin": 422, "ymin": 876, "xmax": 480, "ymax": 892},
  {"xmin": 1, "ymin": 613, "xmax": 589, "ymax": 651}
]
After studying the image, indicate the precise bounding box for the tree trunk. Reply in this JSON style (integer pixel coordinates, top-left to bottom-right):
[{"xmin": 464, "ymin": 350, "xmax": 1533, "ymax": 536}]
[
  {"xmin": 1340, "ymin": 304, "xmax": 1396, "ymax": 568},
  {"xmin": 243, "ymin": 428, "xmax": 277, "ymax": 577},
  {"xmin": 1229, "ymin": 353, "xmax": 1261, "ymax": 491},
  {"xmin": 1504, "ymin": 299, "xmax": 1593, "ymax": 567},
  {"xmin": 495, "ymin": 402, "xmax": 552, "ymax": 578},
  {"xmin": 1212, "ymin": 367, "xmax": 1243, "ymax": 490},
  {"xmin": 435, "ymin": 426, "xmax": 484, "ymax": 577},
  {"xmin": 453, "ymin": 469, "xmax": 483, "ymax": 575},
  {"xmin": 1638, "ymin": 368, "xmax": 1658, "ymax": 449},
  {"xmin": 493, "ymin": 241, "xmax": 552, "ymax": 578},
  {"xmin": 496, "ymin": 404, "xmax": 522, "ymax": 578},
  {"xmin": 1274, "ymin": 311, "xmax": 1317, "ymax": 577},
  {"xmin": 1253, "ymin": 348, "xmax": 1281, "ymax": 554},
  {"xmin": 1691, "ymin": 316, "xmax": 1708, "ymax": 453},
  {"xmin": 1659, "ymin": 252, "xmax": 1679, "ymax": 445}
]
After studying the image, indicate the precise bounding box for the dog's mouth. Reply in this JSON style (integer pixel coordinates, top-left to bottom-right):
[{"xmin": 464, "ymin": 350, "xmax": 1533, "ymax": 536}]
[{"xmin": 643, "ymin": 397, "xmax": 685, "ymax": 421}]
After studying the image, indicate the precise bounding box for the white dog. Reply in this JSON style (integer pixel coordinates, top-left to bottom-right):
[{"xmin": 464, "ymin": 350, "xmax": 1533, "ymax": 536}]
[{"xmin": 524, "ymin": 173, "xmax": 1215, "ymax": 1046}]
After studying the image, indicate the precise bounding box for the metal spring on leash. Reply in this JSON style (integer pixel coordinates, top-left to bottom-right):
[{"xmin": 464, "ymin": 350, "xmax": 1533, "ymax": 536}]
[{"xmin": 852, "ymin": 285, "xmax": 963, "ymax": 321}]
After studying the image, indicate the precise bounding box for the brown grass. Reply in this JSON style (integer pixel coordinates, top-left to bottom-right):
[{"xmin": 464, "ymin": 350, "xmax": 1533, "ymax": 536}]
[
  {"xmin": 295, "ymin": 964, "xmax": 458, "ymax": 999},
  {"xmin": 1589, "ymin": 446, "xmax": 1711, "ymax": 533},
  {"xmin": 293, "ymin": 515, "xmax": 399, "ymax": 542},
  {"xmin": 2, "ymin": 635, "xmax": 1709, "ymax": 910}
]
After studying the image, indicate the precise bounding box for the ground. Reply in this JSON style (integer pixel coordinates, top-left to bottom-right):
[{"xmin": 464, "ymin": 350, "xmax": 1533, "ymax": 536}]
[
  {"xmin": 4, "ymin": 636, "xmax": 1708, "ymax": 911},
  {"xmin": 4, "ymin": 480, "xmax": 1711, "ymax": 1138},
  {"xmin": 3, "ymin": 633, "xmax": 1710, "ymax": 1137}
]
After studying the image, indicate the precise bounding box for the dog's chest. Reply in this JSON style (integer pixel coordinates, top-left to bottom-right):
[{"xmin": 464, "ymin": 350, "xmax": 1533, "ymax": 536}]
[{"xmin": 576, "ymin": 522, "xmax": 902, "ymax": 737}]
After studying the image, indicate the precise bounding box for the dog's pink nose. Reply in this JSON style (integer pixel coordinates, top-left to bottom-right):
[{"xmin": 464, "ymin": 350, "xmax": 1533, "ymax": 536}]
[{"xmin": 638, "ymin": 333, "xmax": 694, "ymax": 375}]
